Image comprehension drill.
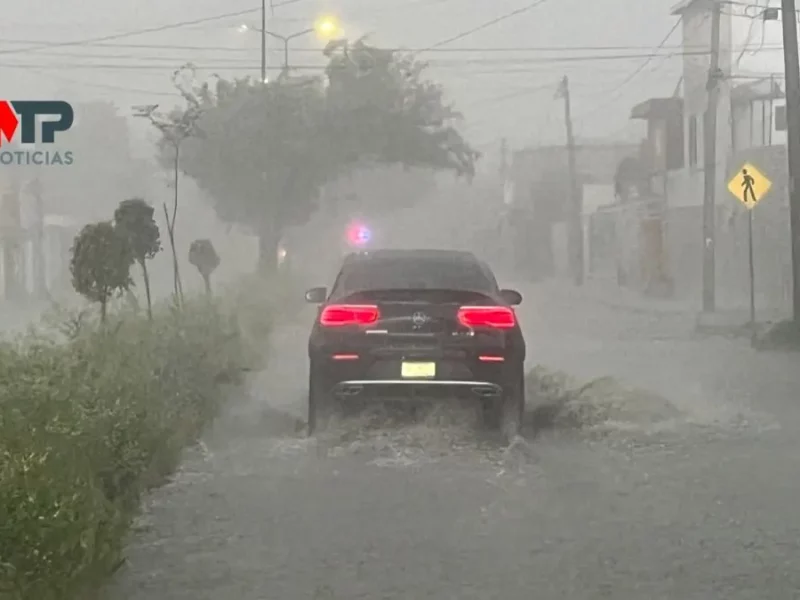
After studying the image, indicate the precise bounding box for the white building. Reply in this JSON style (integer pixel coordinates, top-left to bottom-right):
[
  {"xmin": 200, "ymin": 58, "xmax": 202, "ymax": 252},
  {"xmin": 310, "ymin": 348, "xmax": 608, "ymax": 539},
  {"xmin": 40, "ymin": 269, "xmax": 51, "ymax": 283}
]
[{"xmin": 670, "ymin": 0, "xmax": 786, "ymax": 209}]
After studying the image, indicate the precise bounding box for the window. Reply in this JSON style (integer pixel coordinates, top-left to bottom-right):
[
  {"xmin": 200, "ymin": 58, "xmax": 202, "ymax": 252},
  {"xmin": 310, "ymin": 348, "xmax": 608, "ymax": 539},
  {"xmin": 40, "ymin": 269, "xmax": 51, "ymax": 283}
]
[
  {"xmin": 688, "ymin": 116, "xmax": 698, "ymax": 167},
  {"xmin": 775, "ymin": 104, "xmax": 787, "ymax": 132},
  {"xmin": 339, "ymin": 258, "xmax": 495, "ymax": 293}
]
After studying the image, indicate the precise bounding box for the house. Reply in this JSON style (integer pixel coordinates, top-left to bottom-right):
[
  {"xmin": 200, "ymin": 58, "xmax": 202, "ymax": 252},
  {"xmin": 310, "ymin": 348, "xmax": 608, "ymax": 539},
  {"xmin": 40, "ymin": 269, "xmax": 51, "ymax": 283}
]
[
  {"xmin": 609, "ymin": 0, "xmax": 793, "ymax": 309},
  {"xmin": 505, "ymin": 141, "xmax": 638, "ymax": 279},
  {"xmin": 731, "ymin": 76, "xmax": 785, "ymax": 150},
  {"xmin": 668, "ymin": 0, "xmax": 735, "ymax": 208}
]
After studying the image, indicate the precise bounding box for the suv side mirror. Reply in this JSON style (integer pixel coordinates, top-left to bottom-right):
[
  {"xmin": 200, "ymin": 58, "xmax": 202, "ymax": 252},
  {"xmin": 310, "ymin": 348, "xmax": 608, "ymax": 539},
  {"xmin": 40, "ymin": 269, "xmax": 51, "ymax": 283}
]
[
  {"xmin": 500, "ymin": 288, "xmax": 522, "ymax": 306},
  {"xmin": 305, "ymin": 286, "xmax": 327, "ymax": 304}
]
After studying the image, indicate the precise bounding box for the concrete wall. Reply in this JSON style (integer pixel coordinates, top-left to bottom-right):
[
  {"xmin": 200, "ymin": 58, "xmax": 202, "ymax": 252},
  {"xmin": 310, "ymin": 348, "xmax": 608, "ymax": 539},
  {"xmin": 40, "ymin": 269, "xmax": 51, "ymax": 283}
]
[{"xmin": 669, "ymin": 1, "xmax": 734, "ymax": 209}]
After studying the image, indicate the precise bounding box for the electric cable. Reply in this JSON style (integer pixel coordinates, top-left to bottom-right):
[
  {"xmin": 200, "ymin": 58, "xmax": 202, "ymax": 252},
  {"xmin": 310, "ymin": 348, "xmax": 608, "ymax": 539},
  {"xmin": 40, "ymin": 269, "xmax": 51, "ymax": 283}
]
[
  {"xmin": 415, "ymin": 0, "xmax": 553, "ymax": 54},
  {"xmin": 0, "ymin": 6, "xmax": 263, "ymax": 56}
]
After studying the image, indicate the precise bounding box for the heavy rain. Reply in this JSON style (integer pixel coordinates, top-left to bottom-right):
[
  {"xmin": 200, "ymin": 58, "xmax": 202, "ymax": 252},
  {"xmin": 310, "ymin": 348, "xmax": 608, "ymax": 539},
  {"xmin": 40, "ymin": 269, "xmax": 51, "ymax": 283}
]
[{"xmin": 3, "ymin": 1, "xmax": 800, "ymax": 599}]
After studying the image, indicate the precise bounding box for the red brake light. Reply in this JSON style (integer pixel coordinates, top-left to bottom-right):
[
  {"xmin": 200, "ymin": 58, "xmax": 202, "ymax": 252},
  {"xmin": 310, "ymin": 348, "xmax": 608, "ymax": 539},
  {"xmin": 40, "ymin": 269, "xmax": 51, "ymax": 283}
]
[
  {"xmin": 457, "ymin": 306, "xmax": 516, "ymax": 329},
  {"xmin": 478, "ymin": 355, "xmax": 505, "ymax": 362},
  {"xmin": 320, "ymin": 304, "xmax": 380, "ymax": 327}
]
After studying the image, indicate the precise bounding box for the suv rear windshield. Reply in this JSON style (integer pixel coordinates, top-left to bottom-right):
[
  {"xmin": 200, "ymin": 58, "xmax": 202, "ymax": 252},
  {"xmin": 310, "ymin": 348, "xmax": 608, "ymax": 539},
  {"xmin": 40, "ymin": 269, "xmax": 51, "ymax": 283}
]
[{"xmin": 338, "ymin": 257, "xmax": 495, "ymax": 293}]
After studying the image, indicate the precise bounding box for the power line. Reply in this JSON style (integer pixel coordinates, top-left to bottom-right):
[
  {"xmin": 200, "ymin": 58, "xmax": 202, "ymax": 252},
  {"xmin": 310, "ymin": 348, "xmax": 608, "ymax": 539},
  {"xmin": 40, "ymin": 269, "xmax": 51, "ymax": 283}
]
[
  {"xmin": 416, "ymin": 0, "xmax": 553, "ymax": 54},
  {"xmin": 0, "ymin": 48, "xmax": 729, "ymax": 72},
  {"xmin": 0, "ymin": 6, "xmax": 262, "ymax": 56},
  {"xmin": 16, "ymin": 51, "xmax": 699, "ymax": 64},
  {"xmin": 572, "ymin": 18, "xmax": 682, "ymax": 124},
  {"xmin": 0, "ymin": 38, "xmax": 787, "ymax": 54},
  {"xmin": 461, "ymin": 80, "xmax": 560, "ymax": 110},
  {"xmin": 596, "ymin": 19, "xmax": 682, "ymax": 98}
]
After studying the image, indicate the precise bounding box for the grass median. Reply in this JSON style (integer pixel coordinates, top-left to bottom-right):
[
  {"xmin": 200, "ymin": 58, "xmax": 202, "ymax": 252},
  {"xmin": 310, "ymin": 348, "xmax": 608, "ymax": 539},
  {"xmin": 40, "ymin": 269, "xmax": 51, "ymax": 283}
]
[{"xmin": 0, "ymin": 281, "xmax": 278, "ymax": 600}]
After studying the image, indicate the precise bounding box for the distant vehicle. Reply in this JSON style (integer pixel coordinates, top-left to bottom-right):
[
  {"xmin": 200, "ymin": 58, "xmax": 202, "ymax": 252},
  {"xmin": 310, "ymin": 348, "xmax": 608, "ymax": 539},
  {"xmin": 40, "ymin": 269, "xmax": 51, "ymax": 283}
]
[
  {"xmin": 304, "ymin": 249, "xmax": 526, "ymax": 440},
  {"xmin": 345, "ymin": 221, "xmax": 372, "ymax": 248}
]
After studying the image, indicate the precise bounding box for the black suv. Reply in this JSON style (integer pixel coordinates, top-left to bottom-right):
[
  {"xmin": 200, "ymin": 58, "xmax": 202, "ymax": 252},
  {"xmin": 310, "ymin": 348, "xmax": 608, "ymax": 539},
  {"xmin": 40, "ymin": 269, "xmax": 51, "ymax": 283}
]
[{"xmin": 305, "ymin": 249, "xmax": 526, "ymax": 439}]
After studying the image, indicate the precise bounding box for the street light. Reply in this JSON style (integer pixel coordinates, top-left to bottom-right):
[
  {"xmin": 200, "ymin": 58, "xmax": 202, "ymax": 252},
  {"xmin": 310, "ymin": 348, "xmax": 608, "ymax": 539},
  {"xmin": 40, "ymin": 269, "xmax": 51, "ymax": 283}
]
[{"xmin": 240, "ymin": 14, "xmax": 340, "ymax": 79}]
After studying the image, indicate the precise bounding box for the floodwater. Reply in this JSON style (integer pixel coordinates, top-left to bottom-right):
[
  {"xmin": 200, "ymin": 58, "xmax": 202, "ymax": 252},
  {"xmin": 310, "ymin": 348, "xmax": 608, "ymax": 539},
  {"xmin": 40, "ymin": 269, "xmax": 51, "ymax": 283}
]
[{"xmin": 107, "ymin": 280, "xmax": 800, "ymax": 600}]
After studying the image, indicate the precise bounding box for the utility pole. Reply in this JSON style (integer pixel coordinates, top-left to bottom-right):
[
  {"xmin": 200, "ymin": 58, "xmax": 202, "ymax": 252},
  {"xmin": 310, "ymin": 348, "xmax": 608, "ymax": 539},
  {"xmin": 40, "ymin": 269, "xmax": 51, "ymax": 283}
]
[
  {"xmin": 558, "ymin": 75, "xmax": 583, "ymax": 285},
  {"xmin": 702, "ymin": 0, "xmax": 722, "ymax": 312},
  {"xmin": 261, "ymin": 0, "xmax": 267, "ymax": 83},
  {"xmin": 781, "ymin": 0, "xmax": 800, "ymax": 321}
]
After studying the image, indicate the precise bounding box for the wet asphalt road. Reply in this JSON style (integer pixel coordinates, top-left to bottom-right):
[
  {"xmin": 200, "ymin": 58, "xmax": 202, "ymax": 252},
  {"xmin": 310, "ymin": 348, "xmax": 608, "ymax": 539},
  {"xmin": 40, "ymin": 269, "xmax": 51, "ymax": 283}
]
[{"xmin": 106, "ymin": 282, "xmax": 800, "ymax": 599}]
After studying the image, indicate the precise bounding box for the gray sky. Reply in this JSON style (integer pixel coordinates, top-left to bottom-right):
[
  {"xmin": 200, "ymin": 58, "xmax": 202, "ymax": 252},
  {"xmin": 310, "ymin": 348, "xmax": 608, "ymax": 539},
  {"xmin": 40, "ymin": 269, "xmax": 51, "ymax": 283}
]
[{"xmin": 3, "ymin": 0, "xmax": 711, "ymax": 155}]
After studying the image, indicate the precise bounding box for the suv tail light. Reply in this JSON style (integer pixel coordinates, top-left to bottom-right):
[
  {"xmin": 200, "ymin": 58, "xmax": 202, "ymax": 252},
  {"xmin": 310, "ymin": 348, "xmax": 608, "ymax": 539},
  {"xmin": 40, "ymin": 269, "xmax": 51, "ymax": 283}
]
[
  {"xmin": 319, "ymin": 304, "xmax": 380, "ymax": 327},
  {"xmin": 457, "ymin": 306, "xmax": 516, "ymax": 329}
]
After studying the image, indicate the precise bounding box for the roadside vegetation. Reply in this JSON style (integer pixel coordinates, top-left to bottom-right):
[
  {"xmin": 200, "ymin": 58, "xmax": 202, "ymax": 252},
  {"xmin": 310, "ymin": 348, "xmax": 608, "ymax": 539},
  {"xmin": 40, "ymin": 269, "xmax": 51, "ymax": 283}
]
[
  {"xmin": 0, "ymin": 199, "xmax": 274, "ymax": 600},
  {"xmin": 0, "ymin": 32, "xmax": 479, "ymax": 600}
]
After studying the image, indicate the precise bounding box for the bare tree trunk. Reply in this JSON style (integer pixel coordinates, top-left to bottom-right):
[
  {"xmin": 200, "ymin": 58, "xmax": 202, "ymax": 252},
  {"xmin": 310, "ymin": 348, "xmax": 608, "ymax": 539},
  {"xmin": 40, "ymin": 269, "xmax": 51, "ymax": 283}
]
[
  {"xmin": 163, "ymin": 203, "xmax": 183, "ymax": 308},
  {"xmin": 100, "ymin": 297, "xmax": 107, "ymax": 324},
  {"xmin": 202, "ymin": 273, "xmax": 211, "ymax": 296},
  {"xmin": 172, "ymin": 148, "xmax": 184, "ymax": 303},
  {"xmin": 160, "ymin": 143, "xmax": 184, "ymax": 308},
  {"xmin": 141, "ymin": 260, "xmax": 153, "ymax": 320}
]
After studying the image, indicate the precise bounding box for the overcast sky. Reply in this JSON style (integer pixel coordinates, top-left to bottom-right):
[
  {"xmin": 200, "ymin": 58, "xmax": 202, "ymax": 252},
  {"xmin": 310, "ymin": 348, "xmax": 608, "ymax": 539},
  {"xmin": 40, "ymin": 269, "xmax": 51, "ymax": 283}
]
[{"xmin": 3, "ymin": 0, "xmax": 787, "ymax": 158}]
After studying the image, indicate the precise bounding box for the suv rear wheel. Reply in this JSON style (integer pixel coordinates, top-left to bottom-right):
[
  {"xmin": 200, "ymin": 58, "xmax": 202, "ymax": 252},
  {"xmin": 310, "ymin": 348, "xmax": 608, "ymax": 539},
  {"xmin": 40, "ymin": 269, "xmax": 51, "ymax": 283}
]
[
  {"xmin": 500, "ymin": 373, "xmax": 525, "ymax": 441},
  {"xmin": 307, "ymin": 367, "xmax": 336, "ymax": 436},
  {"xmin": 483, "ymin": 370, "xmax": 525, "ymax": 441}
]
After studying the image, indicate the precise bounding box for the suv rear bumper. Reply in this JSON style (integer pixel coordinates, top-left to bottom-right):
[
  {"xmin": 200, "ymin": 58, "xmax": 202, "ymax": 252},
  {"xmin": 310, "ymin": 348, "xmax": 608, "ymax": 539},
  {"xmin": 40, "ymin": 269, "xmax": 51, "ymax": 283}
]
[{"xmin": 330, "ymin": 379, "xmax": 503, "ymax": 399}]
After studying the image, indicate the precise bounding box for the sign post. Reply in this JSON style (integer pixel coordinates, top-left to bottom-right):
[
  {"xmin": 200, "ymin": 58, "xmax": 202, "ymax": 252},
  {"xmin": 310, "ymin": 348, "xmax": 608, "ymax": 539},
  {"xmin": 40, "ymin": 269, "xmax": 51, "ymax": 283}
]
[
  {"xmin": 748, "ymin": 207, "xmax": 755, "ymax": 328},
  {"xmin": 727, "ymin": 162, "xmax": 772, "ymax": 335}
]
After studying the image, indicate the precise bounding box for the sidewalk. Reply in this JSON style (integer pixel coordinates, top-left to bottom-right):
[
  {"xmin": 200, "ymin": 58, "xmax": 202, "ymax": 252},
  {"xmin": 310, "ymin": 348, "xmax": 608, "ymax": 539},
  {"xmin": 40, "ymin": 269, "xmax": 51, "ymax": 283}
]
[
  {"xmin": 558, "ymin": 276, "xmax": 787, "ymax": 329},
  {"xmin": 515, "ymin": 278, "xmax": 800, "ymax": 429}
]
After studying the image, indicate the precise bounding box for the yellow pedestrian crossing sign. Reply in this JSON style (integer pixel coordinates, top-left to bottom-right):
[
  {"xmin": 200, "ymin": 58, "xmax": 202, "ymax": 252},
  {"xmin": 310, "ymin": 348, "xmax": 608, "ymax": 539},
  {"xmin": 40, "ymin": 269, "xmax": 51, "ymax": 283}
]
[{"xmin": 727, "ymin": 162, "xmax": 771, "ymax": 209}]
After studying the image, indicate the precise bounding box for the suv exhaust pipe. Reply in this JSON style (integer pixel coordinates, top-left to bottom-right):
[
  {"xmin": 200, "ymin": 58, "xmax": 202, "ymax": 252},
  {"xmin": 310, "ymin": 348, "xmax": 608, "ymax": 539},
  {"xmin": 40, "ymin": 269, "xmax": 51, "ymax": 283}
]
[
  {"xmin": 470, "ymin": 385, "xmax": 501, "ymax": 398},
  {"xmin": 334, "ymin": 384, "xmax": 364, "ymax": 397}
]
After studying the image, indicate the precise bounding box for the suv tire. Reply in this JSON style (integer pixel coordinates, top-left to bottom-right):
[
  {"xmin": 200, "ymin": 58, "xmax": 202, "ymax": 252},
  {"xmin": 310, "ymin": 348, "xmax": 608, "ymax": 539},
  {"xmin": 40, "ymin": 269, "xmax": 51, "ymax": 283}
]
[
  {"xmin": 307, "ymin": 367, "xmax": 336, "ymax": 436},
  {"xmin": 483, "ymin": 369, "xmax": 525, "ymax": 441},
  {"xmin": 500, "ymin": 371, "xmax": 525, "ymax": 442}
]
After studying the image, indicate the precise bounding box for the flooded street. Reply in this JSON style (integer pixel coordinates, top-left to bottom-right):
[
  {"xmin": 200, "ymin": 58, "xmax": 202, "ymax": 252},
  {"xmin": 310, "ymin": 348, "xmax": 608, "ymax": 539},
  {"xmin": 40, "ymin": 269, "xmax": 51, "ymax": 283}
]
[{"xmin": 107, "ymin": 282, "xmax": 800, "ymax": 599}]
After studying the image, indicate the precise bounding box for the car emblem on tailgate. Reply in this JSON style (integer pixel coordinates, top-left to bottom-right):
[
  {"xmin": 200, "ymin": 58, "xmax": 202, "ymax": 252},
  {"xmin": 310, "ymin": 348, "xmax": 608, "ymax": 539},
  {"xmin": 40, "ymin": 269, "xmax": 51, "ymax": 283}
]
[{"xmin": 411, "ymin": 312, "xmax": 430, "ymax": 326}]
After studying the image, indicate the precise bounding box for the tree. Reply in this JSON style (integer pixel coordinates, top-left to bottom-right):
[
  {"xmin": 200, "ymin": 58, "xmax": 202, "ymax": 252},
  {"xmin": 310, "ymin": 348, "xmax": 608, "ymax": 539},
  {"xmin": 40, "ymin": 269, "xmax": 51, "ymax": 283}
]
[
  {"xmin": 188, "ymin": 239, "xmax": 220, "ymax": 296},
  {"xmin": 70, "ymin": 221, "xmax": 134, "ymax": 323},
  {"xmin": 157, "ymin": 41, "xmax": 479, "ymax": 272},
  {"xmin": 322, "ymin": 38, "xmax": 478, "ymax": 175},
  {"xmin": 135, "ymin": 66, "xmax": 205, "ymax": 305},
  {"xmin": 114, "ymin": 198, "xmax": 161, "ymax": 320}
]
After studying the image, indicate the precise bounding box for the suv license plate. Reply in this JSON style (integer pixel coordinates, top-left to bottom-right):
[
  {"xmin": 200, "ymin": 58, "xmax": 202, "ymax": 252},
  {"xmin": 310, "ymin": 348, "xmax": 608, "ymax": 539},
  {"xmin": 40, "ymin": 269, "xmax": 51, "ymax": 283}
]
[{"xmin": 401, "ymin": 362, "xmax": 436, "ymax": 378}]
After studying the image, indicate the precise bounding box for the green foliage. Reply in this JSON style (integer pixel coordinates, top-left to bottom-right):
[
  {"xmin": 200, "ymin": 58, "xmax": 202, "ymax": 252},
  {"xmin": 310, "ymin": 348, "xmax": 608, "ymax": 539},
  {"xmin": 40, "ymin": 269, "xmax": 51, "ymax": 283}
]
[
  {"xmin": 113, "ymin": 198, "xmax": 161, "ymax": 265},
  {"xmin": 188, "ymin": 239, "xmax": 220, "ymax": 278},
  {"xmin": 156, "ymin": 45, "xmax": 479, "ymax": 244},
  {"xmin": 188, "ymin": 239, "xmax": 220, "ymax": 295},
  {"xmin": 324, "ymin": 38, "xmax": 479, "ymax": 175},
  {"xmin": 0, "ymin": 298, "xmax": 260, "ymax": 600},
  {"xmin": 69, "ymin": 222, "xmax": 134, "ymax": 321},
  {"xmin": 114, "ymin": 198, "xmax": 161, "ymax": 318}
]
